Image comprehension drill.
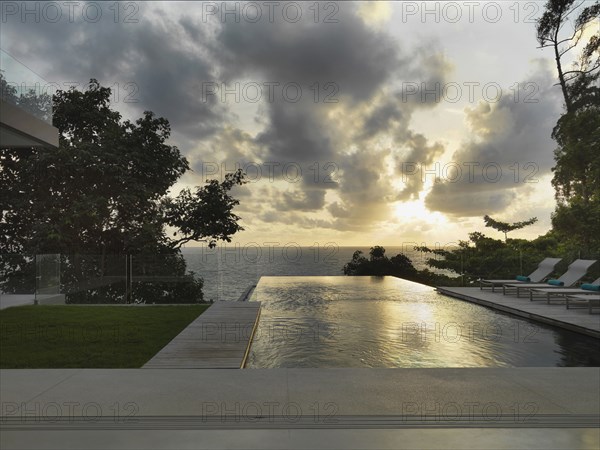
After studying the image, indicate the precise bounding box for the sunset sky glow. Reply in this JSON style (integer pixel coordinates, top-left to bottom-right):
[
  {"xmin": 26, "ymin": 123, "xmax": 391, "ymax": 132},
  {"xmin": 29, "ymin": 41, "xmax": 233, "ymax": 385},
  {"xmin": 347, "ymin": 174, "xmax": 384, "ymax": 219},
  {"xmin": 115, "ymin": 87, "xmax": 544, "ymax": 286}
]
[{"xmin": 2, "ymin": 1, "xmax": 596, "ymax": 246}]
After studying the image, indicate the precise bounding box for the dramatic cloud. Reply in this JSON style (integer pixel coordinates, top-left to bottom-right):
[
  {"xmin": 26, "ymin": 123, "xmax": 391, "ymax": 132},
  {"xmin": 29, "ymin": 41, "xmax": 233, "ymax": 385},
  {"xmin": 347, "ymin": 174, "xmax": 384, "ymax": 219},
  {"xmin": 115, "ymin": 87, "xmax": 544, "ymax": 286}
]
[
  {"xmin": 425, "ymin": 65, "xmax": 563, "ymax": 216},
  {"xmin": 326, "ymin": 147, "xmax": 396, "ymax": 230},
  {"xmin": 212, "ymin": 4, "xmax": 402, "ymax": 101},
  {"xmin": 396, "ymin": 132, "xmax": 446, "ymax": 201},
  {"xmin": 1, "ymin": 2, "xmax": 567, "ymax": 243},
  {"xmin": 1, "ymin": 3, "xmax": 226, "ymax": 140}
]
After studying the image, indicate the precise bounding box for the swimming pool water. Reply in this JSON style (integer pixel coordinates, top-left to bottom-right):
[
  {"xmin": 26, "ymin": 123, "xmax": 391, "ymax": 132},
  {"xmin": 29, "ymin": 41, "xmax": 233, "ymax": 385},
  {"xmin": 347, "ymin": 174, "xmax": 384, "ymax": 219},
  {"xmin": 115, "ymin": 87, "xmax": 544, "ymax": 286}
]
[{"xmin": 246, "ymin": 276, "xmax": 600, "ymax": 368}]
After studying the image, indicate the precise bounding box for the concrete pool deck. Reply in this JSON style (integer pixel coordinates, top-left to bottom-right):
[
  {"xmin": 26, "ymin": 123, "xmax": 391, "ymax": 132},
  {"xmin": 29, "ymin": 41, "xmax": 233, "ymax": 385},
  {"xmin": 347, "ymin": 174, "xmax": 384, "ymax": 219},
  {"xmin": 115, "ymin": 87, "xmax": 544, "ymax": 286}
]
[
  {"xmin": 2, "ymin": 428, "xmax": 599, "ymax": 450},
  {"xmin": 143, "ymin": 301, "xmax": 261, "ymax": 369},
  {"xmin": 3, "ymin": 367, "xmax": 598, "ymax": 425},
  {"xmin": 437, "ymin": 287, "xmax": 600, "ymax": 338},
  {"xmin": 1, "ymin": 368, "xmax": 599, "ymax": 448},
  {"xmin": 2, "ymin": 282, "xmax": 600, "ymax": 448}
]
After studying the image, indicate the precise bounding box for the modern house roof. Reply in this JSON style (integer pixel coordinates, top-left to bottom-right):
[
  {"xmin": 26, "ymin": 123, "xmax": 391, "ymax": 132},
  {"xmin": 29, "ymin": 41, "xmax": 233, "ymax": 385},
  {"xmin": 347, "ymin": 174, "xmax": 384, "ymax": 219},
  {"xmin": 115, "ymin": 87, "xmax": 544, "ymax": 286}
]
[{"xmin": 0, "ymin": 49, "xmax": 59, "ymax": 148}]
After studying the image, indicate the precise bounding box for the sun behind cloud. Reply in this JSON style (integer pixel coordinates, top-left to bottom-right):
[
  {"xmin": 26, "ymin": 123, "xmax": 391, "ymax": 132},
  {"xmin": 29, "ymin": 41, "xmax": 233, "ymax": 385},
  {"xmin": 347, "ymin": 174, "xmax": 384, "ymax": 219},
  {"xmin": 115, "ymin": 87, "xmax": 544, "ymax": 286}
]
[{"xmin": 357, "ymin": 1, "xmax": 392, "ymax": 27}]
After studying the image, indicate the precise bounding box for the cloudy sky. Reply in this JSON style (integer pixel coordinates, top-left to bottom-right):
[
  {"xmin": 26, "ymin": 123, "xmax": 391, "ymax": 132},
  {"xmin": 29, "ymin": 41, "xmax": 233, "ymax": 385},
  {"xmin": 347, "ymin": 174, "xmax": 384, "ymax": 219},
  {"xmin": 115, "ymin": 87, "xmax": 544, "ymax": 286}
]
[{"xmin": 2, "ymin": 1, "xmax": 596, "ymax": 247}]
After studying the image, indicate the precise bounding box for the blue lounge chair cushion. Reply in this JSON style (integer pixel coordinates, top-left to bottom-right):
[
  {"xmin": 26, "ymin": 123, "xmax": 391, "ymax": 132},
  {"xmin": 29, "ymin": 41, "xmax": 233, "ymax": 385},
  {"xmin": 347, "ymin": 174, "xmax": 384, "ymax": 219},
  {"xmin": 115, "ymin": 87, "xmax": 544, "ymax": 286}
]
[
  {"xmin": 515, "ymin": 275, "xmax": 530, "ymax": 282},
  {"xmin": 581, "ymin": 283, "xmax": 600, "ymax": 291},
  {"xmin": 547, "ymin": 279, "xmax": 564, "ymax": 286}
]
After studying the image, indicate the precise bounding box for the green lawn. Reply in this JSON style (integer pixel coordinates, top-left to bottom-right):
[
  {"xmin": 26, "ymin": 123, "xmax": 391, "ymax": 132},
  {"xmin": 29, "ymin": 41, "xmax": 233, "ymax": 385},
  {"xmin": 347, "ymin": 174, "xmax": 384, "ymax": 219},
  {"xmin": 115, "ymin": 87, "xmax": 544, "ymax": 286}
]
[{"xmin": 0, "ymin": 305, "xmax": 209, "ymax": 368}]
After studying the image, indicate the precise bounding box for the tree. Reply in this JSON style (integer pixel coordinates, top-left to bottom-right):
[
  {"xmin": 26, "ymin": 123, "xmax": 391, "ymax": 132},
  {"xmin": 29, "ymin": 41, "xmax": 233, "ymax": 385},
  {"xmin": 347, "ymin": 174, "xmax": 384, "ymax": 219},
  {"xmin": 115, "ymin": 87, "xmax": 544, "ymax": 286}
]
[
  {"xmin": 0, "ymin": 79, "xmax": 247, "ymax": 302},
  {"xmin": 483, "ymin": 215, "xmax": 538, "ymax": 241},
  {"xmin": 416, "ymin": 231, "xmax": 563, "ymax": 285},
  {"xmin": 389, "ymin": 253, "xmax": 418, "ymax": 278},
  {"xmin": 1, "ymin": 70, "xmax": 18, "ymax": 103},
  {"xmin": 536, "ymin": 0, "xmax": 600, "ymax": 112},
  {"xmin": 1, "ymin": 71, "xmax": 52, "ymax": 122},
  {"xmin": 342, "ymin": 250, "xmax": 369, "ymax": 276},
  {"xmin": 369, "ymin": 246, "xmax": 386, "ymax": 260},
  {"xmin": 549, "ymin": 69, "xmax": 600, "ymax": 253},
  {"xmin": 343, "ymin": 246, "xmax": 443, "ymax": 284},
  {"xmin": 538, "ymin": 1, "xmax": 600, "ymax": 253},
  {"xmin": 164, "ymin": 170, "xmax": 246, "ymax": 249}
]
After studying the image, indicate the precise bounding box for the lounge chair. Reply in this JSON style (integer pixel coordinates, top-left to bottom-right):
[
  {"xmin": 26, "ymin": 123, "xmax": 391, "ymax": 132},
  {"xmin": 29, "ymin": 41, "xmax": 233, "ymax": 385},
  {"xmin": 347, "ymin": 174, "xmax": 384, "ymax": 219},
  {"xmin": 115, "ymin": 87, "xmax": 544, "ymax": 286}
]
[
  {"xmin": 479, "ymin": 257, "xmax": 561, "ymax": 292},
  {"xmin": 502, "ymin": 259, "xmax": 597, "ymax": 297},
  {"xmin": 565, "ymin": 294, "xmax": 600, "ymax": 314},
  {"xmin": 528, "ymin": 277, "xmax": 600, "ymax": 303}
]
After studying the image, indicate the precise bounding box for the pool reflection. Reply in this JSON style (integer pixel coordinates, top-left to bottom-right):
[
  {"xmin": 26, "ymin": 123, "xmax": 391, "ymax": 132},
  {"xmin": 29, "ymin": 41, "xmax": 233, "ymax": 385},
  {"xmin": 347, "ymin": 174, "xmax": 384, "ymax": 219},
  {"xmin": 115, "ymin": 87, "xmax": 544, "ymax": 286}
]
[{"xmin": 247, "ymin": 276, "xmax": 600, "ymax": 368}]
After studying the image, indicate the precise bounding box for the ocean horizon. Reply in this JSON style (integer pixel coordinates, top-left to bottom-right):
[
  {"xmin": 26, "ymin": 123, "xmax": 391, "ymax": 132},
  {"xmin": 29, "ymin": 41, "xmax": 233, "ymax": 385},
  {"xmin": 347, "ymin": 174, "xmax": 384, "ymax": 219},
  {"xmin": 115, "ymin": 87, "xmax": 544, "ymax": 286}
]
[{"xmin": 181, "ymin": 245, "xmax": 444, "ymax": 302}]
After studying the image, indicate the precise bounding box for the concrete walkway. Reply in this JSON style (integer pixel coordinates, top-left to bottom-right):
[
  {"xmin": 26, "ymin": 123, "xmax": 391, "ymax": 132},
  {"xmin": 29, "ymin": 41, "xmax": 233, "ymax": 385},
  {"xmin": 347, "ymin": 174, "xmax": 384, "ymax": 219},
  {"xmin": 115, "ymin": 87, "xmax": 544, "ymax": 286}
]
[
  {"xmin": 236, "ymin": 284, "xmax": 256, "ymax": 302},
  {"xmin": 2, "ymin": 428, "xmax": 599, "ymax": 450},
  {"xmin": 143, "ymin": 301, "xmax": 261, "ymax": 369},
  {"xmin": 1, "ymin": 367, "xmax": 598, "ymax": 449},
  {"xmin": 1, "ymin": 368, "xmax": 598, "ymax": 426},
  {"xmin": 437, "ymin": 287, "xmax": 600, "ymax": 338},
  {"xmin": 0, "ymin": 294, "xmax": 65, "ymax": 310},
  {"xmin": 0, "ymin": 294, "xmax": 34, "ymax": 310}
]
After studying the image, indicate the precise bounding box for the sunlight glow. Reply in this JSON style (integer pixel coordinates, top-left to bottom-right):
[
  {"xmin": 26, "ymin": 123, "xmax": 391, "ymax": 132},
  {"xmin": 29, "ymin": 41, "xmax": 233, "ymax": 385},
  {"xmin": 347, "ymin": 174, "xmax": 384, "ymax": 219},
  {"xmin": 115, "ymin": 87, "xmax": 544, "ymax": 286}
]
[
  {"xmin": 357, "ymin": 1, "xmax": 392, "ymax": 27},
  {"xmin": 394, "ymin": 199, "xmax": 448, "ymax": 224}
]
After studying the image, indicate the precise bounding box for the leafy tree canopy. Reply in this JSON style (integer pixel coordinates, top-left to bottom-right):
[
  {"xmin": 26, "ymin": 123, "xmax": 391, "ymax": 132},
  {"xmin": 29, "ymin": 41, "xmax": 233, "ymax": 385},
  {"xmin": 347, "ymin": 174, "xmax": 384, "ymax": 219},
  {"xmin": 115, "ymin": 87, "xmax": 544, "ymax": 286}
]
[
  {"xmin": 0, "ymin": 79, "xmax": 247, "ymax": 302},
  {"xmin": 538, "ymin": 1, "xmax": 600, "ymax": 252},
  {"xmin": 369, "ymin": 246, "xmax": 386, "ymax": 260},
  {"xmin": 483, "ymin": 215, "xmax": 538, "ymax": 240},
  {"xmin": 342, "ymin": 246, "xmax": 455, "ymax": 286},
  {"xmin": 536, "ymin": 0, "xmax": 599, "ymax": 111}
]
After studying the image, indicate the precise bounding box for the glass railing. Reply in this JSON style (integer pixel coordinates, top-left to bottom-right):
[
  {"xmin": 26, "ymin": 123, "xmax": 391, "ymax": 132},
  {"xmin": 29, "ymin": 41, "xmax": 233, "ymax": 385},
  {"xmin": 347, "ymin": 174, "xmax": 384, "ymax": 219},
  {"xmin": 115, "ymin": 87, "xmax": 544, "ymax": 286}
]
[
  {"xmin": 60, "ymin": 254, "xmax": 128, "ymax": 304},
  {"xmin": 0, "ymin": 252, "xmax": 259, "ymax": 305},
  {"xmin": 35, "ymin": 254, "xmax": 61, "ymax": 295},
  {"xmin": 1, "ymin": 249, "xmax": 596, "ymax": 302},
  {"xmin": 0, "ymin": 49, "xmax": 54, "ymax": 125}
]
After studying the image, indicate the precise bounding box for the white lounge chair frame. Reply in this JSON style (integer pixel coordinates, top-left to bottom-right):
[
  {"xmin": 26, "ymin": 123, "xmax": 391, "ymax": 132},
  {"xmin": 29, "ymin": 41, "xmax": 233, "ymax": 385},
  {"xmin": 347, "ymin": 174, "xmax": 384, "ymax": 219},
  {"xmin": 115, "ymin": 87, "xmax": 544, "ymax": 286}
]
[
  {"xmin": 502, "ymin": 259, "xmax": 597, "ymax": 297},
  {"xmin": 565, "ymin": 294, "xmax": 600, "ymax": 314},
  {"xmin": 528, "ymin": 277, "xmax": 600, "ymax": 303},
  {"xmin": 479, "ymin": 258, "xmax": 562, "ymax": 292}
]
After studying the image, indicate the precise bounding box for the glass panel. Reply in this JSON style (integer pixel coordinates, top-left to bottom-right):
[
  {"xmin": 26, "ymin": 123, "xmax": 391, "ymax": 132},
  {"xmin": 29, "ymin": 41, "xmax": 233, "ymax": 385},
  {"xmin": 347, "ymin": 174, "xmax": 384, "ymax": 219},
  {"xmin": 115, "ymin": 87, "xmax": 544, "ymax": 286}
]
[
  {"xmin": 0, "ymin": 49, "xmax": 54, "ymax": 124},
  {"xmin": 0, "ymin": 253, "xmax": 36, "ymax": 295},
  {"xmin": 35, "ymin": 254, "xmax": 60, "ymax": 295},
  {"xmin": 61, "ymin": 254, "xmax": 127, "ymax": 304},
  {"xmin": 181, "ymin": 245, "xmax": 259, "ymax": 302}
]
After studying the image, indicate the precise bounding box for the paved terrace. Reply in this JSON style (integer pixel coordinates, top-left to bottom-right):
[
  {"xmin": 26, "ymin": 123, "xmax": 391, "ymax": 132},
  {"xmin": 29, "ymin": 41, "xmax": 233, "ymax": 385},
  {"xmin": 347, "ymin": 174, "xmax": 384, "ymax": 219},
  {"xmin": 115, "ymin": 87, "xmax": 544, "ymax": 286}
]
[
  {"xmin": 0, "ymin": 368, "xmax": 599, "ymax": 449},
  {"xmin": 437, "ymin": 287, "xmax": 600, "ymax": 338},
  {"xmin": 143, "ymin": 301, "xmax": 261, "ymax": 369},
  {"xmin": 2, "ymin": 287, "xmax": 599, "ymax": 448}
]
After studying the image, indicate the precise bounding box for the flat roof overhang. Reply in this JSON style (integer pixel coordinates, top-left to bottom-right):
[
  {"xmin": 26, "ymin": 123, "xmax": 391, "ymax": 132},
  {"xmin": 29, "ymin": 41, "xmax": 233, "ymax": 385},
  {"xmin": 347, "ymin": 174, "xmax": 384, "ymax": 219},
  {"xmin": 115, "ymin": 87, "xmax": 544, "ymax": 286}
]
[{"xmin": 0, "ymin": 98, "xmax": 59, "ymax": 148}]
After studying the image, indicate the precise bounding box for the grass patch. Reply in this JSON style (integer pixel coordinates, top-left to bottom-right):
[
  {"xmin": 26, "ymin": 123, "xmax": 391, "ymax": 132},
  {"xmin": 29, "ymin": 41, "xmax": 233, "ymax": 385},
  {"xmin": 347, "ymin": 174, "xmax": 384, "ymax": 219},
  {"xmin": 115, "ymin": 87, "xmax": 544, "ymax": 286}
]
[{"xmin": 0, "ymin": 304, "xmax": 209, "ymax": 368}]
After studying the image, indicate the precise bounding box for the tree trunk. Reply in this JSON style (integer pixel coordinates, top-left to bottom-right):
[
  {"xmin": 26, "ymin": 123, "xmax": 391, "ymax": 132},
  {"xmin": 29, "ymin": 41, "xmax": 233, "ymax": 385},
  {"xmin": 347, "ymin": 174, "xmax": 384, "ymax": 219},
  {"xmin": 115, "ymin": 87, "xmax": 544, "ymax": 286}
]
[{"xmin": 553, "ymin": 16, "xmax": 573, "ymax": 112}]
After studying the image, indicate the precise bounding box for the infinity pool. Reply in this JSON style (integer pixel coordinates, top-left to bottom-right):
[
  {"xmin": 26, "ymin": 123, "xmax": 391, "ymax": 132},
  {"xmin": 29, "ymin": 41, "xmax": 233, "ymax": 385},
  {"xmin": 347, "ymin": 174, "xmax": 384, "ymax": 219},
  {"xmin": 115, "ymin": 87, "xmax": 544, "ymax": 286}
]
[{"xmin": 246, "ymin": 276, "xmax": 600, "ymax": 368}]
